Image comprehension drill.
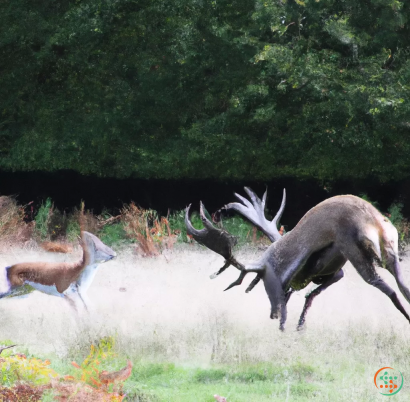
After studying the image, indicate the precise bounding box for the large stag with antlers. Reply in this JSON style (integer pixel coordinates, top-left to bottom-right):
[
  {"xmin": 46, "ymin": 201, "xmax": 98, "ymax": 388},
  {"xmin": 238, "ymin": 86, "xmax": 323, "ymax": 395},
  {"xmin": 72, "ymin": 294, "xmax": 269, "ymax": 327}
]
[
  {"xmin": 0, "ymin": 231, "xmax": 116, "ymax": 313},
  {"xmin": 186, "ymin": 188, "xmax": 410, "ymax": 330}
]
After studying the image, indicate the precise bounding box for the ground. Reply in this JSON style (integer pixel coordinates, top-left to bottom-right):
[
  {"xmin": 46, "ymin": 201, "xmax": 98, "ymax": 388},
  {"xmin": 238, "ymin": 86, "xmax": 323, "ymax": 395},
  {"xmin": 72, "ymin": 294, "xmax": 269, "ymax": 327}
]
[{"xmin": 0, "ymin": 243, "xmax": 409, "ymax": 401}]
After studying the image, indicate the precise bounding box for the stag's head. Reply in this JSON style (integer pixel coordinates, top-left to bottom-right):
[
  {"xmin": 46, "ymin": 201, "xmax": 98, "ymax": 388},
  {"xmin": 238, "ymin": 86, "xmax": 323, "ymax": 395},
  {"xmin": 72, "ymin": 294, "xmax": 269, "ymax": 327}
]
[
  {"xmin": 185, "ymin": 187, "xmax": 287, "ymax": 321},
  {"xmin": 185, "ymin": 187, "xmax": 286, "ymax": 281}
]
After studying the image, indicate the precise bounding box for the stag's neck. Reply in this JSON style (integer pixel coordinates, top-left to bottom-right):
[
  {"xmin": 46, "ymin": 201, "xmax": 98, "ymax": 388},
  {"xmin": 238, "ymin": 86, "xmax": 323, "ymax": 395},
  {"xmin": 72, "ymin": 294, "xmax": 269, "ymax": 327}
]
[{"xmin": 266, "ymin": 229, "xmax": 330, "ymax": 288}]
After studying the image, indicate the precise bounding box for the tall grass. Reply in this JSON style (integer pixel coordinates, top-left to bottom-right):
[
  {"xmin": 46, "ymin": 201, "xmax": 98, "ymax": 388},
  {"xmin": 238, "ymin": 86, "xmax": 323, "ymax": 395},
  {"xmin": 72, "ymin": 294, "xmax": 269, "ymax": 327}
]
[
  {"xmin": 34, "ymin": 198, "xmax": 53, "ymax": 240},
  {"xmin": 2, "ymin": 195, "xmax": 410, "ymax": 252},
  {"xmin": 2, "ymin": 322, "xmax": 409, "ymax": 401},
  {"xmin": 0, "ymin": 196, "xmax": 33, "ymax": 244}
]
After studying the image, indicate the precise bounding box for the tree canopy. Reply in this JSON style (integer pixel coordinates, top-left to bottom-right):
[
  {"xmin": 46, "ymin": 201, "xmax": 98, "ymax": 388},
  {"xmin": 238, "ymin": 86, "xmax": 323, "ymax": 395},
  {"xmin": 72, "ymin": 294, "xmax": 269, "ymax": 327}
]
[{"xmin": 1, "ymin": 0, "xmax": 410, "ymax": 181}]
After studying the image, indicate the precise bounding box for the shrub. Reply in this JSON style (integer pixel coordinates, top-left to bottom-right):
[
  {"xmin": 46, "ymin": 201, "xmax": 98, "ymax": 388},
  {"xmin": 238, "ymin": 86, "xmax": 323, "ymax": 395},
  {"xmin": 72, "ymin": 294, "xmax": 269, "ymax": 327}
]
[
  {"xmin": 121, "ymin": 203, "xmax": 176, "ymax": 256},
  {"xmin": 99, "ymin": 223, "xmax": 129, "ymax": 247},
  {"xmin": 0, "ymin": 196, "xmax": 33, "ymax": 244},
  {"xmin": 388, "ymin": 202, "xmax": 410, "ymax": 250},
  {"xmin": 66, "ymin": 204, "xmax": 100, "ymax": 242},
  {"xmin": 34, "ymin": 198, "xmax": 53, "ymax": 240},
  {"xmin": 34, "ymin": 199, "xmax": 69, "ymax": 241},
  {"xmin": 0, "ymin": 355, "xmax": 59, "ymax": 387}
]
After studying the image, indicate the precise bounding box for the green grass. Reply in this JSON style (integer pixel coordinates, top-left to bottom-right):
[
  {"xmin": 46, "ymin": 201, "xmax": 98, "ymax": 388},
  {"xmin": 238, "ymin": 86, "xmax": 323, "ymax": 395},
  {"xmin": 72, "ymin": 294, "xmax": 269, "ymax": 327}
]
[
  {"xmin": 34, "ymin": 198, "xmax": 53, "ymax": 240},
  {"xmin": 0, "ymin": 324, "xmax": 406, "ymax": 401},
  {"xmin": 99, "ymin": 222, "xmax": 132, "ymax": 247},
  {"xmin": 122, "ymin": 361, "xmax": 320, "ymax": 402},
  {"xmin": 33, "ymin": 356, "xmax": 401, "ymax": 402},
  {"xmin": 66, "ymin": 216, "xmax": 80, "ymax": 242},
  {"xmin": 4, "ymin": 324, "xmax": 398, "ymax": 401}
]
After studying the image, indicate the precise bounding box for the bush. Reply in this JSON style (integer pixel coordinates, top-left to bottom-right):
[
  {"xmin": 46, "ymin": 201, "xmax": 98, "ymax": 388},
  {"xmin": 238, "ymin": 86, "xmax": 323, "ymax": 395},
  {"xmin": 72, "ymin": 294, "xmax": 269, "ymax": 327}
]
[
  {"xmin": 34, "ymin": 198, "xmax": 53, "ymax": 240},
  {"xmin": 0, "ymin": 196, "xmax": 33, "ymax": 244},
  {"xmin": 388, "ymin": 202, "xmax": 410, "ymax": 250},
  {"xmin": 99, "ymin": 222, "xmax": 130, "ymax": 247},
  {"xmin": 121, "ymin": 203, "xmax": 176, "ymax": 256}
]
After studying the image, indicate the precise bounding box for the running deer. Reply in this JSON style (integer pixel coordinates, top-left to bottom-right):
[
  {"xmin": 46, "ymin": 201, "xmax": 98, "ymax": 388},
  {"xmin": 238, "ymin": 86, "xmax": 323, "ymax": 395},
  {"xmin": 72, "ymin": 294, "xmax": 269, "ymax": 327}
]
[
  {"xmin": 186, "ymin": 188, "xmax": 410, "ymax": 330},
  {"xmin": 0, "ymin": 231, "xmax": 116, "ymax": 313}
]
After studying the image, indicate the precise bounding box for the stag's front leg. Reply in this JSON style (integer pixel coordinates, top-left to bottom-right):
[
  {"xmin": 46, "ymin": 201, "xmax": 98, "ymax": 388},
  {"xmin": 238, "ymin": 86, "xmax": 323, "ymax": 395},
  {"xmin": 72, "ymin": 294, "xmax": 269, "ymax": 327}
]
[
  {"xmin": 349, "ymin": 249, "xmax": 410, "ymax": 323},
  {"xmin": 297, "ymin": 269, "xmax": 344, "ymax": 331}
]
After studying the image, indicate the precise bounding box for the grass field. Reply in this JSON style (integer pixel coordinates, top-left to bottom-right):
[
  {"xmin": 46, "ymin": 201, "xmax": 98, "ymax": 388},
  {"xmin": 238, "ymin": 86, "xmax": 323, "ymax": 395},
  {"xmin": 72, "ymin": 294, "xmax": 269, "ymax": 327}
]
[{"xmin": 0, "ymin": 244, "xmax": 409, "ymax": 401}]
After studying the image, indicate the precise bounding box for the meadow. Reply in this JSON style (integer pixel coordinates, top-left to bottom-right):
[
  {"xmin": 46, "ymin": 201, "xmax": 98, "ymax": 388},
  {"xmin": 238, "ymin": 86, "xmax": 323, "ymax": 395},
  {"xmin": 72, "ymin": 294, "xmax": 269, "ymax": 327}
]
[
  {"xmin": 0, "ymin": 243, "xmax": 409, "ymax": 401},
  {"xmin": 0, "ymin": 195, "xmax": 409, "ymax": 401}
]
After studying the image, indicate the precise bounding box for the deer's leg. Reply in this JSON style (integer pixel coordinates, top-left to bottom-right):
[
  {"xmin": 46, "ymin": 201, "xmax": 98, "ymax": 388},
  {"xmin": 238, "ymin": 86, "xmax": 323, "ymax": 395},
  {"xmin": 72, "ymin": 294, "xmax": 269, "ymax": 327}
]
[
  {"xmin": 346, "ymin": 248, "xmax": 410, "ymax": 323},
  {"xmin": 278, "ymin": 288, "xmax": 296, "ymax": 331},
  {"xmin": 245, "ymin": 274, "xmax": 262, "ymax": 293},
  {"xmin": 77, "ymin": 291, "xmax": 89, "ymax": 313},
  {"xmin": 390, "ymin": 256, "xmax": 410, "ymax": 306},
  {"xmin": 297, "ymin": 269, "xmax": 344, "ymax": 330},
  {"xmin": 64, "ymin": 294, "xmax": 79, "ymax": 314}
]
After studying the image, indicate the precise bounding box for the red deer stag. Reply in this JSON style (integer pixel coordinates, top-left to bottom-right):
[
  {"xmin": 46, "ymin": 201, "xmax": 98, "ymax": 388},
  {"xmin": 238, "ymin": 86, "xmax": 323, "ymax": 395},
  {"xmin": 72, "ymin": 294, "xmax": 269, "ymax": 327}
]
[{"xmin": 185, "ymin": 188, "xmax": 410, "ymax": 330}]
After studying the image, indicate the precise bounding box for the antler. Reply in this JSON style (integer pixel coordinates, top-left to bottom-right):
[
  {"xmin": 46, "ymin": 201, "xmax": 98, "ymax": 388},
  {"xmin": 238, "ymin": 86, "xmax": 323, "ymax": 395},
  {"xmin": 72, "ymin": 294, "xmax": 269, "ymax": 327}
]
[
  {"xmin": 186, "ymin": 202, "xmax": 263, "ymax": 290},
  {"xmin": 186, "ymin": 202, "xmax": 243, "ymax": 276},
  {"xmin": 218, "ymin": 187, "xmax": 286, "ymax": 242},
  {"xmin": 212, "ymin": 187, "xmax": 286, "ymax": 292}
]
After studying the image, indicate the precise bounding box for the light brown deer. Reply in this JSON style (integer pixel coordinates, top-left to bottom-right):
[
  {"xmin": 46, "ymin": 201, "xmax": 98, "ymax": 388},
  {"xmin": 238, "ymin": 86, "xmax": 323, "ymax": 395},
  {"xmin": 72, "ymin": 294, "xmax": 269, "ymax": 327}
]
[
  {"xmin": 186, "ymin": 188, "xmax": 410, "ymax": 330},
  {"xmin": 0, "ymin": 231, "xmax": 116, "ymax": 312}
]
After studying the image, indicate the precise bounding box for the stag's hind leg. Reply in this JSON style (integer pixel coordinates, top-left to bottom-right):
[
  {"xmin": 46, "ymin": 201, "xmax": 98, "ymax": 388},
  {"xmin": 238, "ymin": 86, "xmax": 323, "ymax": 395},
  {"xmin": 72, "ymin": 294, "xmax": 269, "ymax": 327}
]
[
  {"xmin": 343, "ymin": 246, "xmax": 410, "ymax": 323},
  {"xmin": 297, "ymin": 269, "xmax": 344, "ymax": 331}
]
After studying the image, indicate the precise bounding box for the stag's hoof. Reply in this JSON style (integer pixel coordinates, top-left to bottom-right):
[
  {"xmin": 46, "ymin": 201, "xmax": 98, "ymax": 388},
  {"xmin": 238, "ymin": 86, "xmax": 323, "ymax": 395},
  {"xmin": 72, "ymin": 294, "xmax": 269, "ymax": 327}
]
[
  {"xmin": 279, "ymin": 324, "xmax": 286, "ymax": 332},
  {"xmin": 296, "ymin": 323, "xmax": 306, "ymax": 332}
]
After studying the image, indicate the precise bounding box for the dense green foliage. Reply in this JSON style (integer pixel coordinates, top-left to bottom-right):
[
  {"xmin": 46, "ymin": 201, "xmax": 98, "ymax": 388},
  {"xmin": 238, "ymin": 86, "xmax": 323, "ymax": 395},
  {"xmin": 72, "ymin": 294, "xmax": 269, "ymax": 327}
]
[{"xmin": 1, "ymin": 0, "xmax": 410, "ymax": 180}]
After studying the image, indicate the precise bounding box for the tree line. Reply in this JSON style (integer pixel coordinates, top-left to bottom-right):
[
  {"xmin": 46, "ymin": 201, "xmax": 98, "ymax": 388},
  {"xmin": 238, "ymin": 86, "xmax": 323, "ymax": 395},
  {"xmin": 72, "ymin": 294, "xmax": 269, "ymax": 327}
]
[{"xmin": 1, "ymin": 0, "xmax": 410, "ymax": 182}]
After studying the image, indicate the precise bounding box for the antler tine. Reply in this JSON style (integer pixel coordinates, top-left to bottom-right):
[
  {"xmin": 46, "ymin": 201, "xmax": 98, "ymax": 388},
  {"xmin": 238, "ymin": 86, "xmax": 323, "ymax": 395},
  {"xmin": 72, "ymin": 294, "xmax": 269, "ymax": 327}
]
[
  {"xmin": 244, "ymin": 187, "xmax": 263, "ymax": 209},
  {"xmin": 222, "ymin": 187, "xmax": 286, "ymax": 243},
  {"xmin": 224, "ymin": 271, "xmax": 248, "ymax": 291},
  {"xmin": 185, "ymin": 204, "xmax": 206, "ymax": 238},
  {"xmin": 233, "ymin": 192, "xmax": 253, "ymax": 209},
  {"xmin": 261, "ymin": 188, "xmax": 267, "ymax": 210},
  {"xmin": 272, "ymin": 188, "xmax": 286, "ymax": 229},
  {"xmin": 245, "ymin": 274, "xmax": 262, "ymax": 293},
  {"xmin": 199, "ymin": 201, "xmax": 218, "ymax": 230}
]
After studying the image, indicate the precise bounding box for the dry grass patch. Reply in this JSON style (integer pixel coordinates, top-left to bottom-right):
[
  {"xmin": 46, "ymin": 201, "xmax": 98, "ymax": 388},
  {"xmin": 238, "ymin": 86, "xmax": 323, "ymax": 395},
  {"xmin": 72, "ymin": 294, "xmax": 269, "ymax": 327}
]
[
  {"xmin": 121, "ymin": 203, "xmax": 176, "ymax": 257},
  {"xmin": 0, "ymin": 196, "xmax": 33, "ymax": 246},
  {"xmin": 40, "ymin": 242, "xmax": 73, "ymax": 254}
]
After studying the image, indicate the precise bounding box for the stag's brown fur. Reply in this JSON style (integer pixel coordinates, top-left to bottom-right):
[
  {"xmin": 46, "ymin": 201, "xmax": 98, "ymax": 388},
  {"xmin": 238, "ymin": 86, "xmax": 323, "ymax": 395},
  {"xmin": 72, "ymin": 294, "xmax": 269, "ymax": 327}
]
[{"xmin": 270, "ymin": 196, "xmax": 397, "ymax": 288}]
